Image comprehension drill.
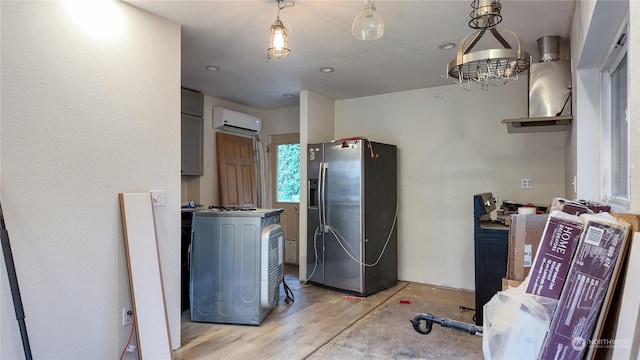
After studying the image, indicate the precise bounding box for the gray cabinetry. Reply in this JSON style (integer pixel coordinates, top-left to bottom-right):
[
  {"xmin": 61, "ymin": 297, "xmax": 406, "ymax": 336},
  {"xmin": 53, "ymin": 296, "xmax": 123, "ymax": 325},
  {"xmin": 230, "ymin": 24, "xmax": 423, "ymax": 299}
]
[
  {"xmin": 181, "ymin": 114, "xmax": 203, "ymax": 175},
  {"xmin": 181, "ymin": 88, "xmax": 204, "ymax": 117},
  {"xmin": 181, "ymin": 88, "xmax": 204, "ymax": 175}
]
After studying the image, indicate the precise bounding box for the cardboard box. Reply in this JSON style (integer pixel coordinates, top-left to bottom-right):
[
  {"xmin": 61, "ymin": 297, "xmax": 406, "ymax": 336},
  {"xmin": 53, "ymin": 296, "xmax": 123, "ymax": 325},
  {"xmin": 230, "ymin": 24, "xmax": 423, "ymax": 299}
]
[
  {"xmin": 526, "ymin": 211, "xmax": 583, "ymax": 300},
  {"xmin": 508, "ymin": 214, "xmax": 548, "ymax": 281},
  {"xmin": 539, "ymin": 214, "xmax": 630, "ymax": 360},
  {"xmin": 587, "ymin": 214, "xmax": 639, "ymax": 360},
  {"xmin": 502, "ymin": 277, "xmax": 522, "ymax": 290}
]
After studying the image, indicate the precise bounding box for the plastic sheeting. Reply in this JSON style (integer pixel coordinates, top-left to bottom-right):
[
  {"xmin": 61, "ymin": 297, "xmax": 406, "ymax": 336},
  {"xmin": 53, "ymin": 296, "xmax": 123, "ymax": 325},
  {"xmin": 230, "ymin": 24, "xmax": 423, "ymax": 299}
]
[{"xmin": 483, "ymin": 286, "xmax": 558, "ymax": 360}]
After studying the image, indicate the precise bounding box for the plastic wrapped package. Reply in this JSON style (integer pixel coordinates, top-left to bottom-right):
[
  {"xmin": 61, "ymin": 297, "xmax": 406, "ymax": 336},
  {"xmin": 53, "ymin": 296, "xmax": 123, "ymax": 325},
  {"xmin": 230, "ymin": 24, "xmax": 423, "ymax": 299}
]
[
  {"xmin": 483, "ymin": 287, "xmax": 558, "ymax": 360},
  {"xmin": 538, "ymin": 213, "xmax": 630, "ymax": 360},
  {"xmin": 525, "ymin": 210, "xmax": 584, "ymax": 300}
]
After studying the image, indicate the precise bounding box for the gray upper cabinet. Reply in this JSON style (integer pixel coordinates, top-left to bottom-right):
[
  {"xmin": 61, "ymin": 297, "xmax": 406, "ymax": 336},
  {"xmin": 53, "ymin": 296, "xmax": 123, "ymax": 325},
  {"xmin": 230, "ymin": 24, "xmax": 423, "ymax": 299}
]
[
  {"xmin": 181, "ymin": 88, "xmax": 204, "ymax": 117},
  {"xmin": 181, "ymin": 114, "xmax": 203, "ymax": 176},
  {"xmin": 181, "ymin": 88, "xmax": 204, "ymax": 175}
]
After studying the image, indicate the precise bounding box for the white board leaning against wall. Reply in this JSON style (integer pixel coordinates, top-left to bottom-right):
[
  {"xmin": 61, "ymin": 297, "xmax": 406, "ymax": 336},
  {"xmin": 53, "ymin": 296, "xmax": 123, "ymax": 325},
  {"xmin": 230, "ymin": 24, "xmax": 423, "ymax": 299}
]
[{"xmin": 119, "ymin": 193, "xmax": 171, "ymax": 360}]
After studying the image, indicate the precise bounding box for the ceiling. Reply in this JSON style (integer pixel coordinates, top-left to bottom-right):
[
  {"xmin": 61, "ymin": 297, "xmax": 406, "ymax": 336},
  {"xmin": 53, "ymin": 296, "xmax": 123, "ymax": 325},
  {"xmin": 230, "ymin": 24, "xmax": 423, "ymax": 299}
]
[{"xmin": 126, "ymin": 0, "xmax": 576, "ymax": 110}]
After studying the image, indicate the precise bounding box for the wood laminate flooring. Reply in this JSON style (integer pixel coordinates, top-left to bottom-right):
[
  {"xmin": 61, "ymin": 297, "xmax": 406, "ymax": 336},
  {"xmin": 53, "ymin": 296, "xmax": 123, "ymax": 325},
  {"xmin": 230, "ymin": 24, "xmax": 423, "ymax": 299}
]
[{"xmin": 172, "ymin": 265, "xmax": 482, "ymax": 360}]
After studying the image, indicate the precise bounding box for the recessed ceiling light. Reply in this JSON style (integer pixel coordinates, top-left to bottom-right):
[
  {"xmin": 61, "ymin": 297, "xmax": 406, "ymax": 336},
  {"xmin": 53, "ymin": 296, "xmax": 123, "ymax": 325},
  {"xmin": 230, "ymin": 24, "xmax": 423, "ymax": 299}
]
[
  {"xmin": 206, "ymin": 65, "xmax": 220, "ymax": 71},
  {"xmin": 438, "ymin": 43, "xmax": 456, "ymax": 50},
  {"xmin": 320, "ymin": 67, "xmax": 334, "ymax": 73},
  {"xmin": 283, "ymin": 93, "xmax": 295, "ymax": 98}
]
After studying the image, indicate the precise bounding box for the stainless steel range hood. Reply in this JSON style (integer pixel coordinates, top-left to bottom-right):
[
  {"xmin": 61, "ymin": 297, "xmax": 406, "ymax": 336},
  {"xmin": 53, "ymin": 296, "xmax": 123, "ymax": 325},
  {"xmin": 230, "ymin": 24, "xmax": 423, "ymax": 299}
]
[{"xmin": 502, "ymin": 36, "xmax": 572, "ymax": 134}]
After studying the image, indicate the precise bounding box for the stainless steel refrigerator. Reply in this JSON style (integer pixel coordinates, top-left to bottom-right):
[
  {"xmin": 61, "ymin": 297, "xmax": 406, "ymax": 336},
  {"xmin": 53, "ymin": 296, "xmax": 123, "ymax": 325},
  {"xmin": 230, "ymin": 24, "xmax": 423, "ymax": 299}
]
[{"xmin": 306, "ymin": 139, "xmax": 397, "ymax": 296}]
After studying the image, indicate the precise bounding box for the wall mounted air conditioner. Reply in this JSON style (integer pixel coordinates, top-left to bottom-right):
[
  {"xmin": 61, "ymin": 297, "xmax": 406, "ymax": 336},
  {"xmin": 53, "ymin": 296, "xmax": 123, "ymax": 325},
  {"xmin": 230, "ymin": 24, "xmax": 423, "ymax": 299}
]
[{"xmin": 213, "ymin": 107, "xmax": 261, "ymax": 135}]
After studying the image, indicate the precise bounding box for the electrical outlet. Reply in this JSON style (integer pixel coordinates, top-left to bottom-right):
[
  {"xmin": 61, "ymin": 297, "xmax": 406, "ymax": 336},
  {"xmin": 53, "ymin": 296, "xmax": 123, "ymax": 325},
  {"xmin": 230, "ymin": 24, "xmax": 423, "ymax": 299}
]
[
  {"xmin": 521, "ymin": 178, "xmax": 533, "ymax": 189},
  {"xmin": 126, "ymin": 345, "xmax": 137, "ymax": 352},
  {"xmin": 122, "ymin": 308, "xmax": 132, "ymax": 326}
]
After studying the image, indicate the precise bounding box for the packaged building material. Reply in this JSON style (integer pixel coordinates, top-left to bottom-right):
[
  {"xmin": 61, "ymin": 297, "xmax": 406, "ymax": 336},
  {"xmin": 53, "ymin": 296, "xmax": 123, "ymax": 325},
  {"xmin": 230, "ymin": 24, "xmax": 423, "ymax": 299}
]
[
  {"xmin": 508, "ymin": 214, "xmax": 548, "ymax": 281},
  {"xmin": 550, "ymin": 198, "xmax": 611, "ymax": 216},
  {"xmin": 539, "ymin": 213, "xmax": 630, "ymax": 360},
  {"xmin": 587, "ymin": 214, "xmax": 639, "ymax": 360},
  {"xmin": 525, "ymin": 211, "xmax": 584, "ymax": 300}
]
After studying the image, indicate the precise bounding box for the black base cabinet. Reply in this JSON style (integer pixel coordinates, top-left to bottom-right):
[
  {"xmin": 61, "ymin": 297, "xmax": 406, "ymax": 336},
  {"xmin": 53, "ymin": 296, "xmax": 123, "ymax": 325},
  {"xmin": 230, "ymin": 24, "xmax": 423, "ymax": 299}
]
[
  {"xmin": 181, "ymin": 211, "xmax": 193, "ymax": 311},
  {"xmin": 473, "ymin": 232, "xmax": 508, "ymax": 326},
  {"xmin": 473, "ymin": 193, "xmax": 509, "ymax": 326}
]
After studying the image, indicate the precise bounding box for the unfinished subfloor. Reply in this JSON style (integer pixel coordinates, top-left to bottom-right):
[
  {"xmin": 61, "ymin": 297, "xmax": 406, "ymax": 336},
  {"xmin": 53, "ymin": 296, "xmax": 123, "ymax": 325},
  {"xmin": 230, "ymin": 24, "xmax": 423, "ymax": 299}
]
[{"xmin": 173, "ymin": 265, "xmax": 482, "ymax": 359}]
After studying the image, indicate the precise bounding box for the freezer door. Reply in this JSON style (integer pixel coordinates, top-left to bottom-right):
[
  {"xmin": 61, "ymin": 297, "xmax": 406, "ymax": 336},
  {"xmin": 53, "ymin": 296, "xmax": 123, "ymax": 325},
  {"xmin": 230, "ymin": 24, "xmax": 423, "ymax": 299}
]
[
  {"xmin": 323, "ymin": 141, "xmax": 364, "ymax": 293},
  {"xmin": 306, "ymin": 143, "xmax": 324, "ymax": 284}
]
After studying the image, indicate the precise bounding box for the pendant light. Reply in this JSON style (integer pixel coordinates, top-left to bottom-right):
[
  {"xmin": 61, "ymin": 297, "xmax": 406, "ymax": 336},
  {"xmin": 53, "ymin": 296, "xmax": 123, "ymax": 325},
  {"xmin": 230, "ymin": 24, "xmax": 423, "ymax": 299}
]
[
  {"xmin": 445, "ymin": 0, "xmax": 530, "ymax": 90},
  {"xmin": 267, "ymin": 0, "xmax": 295, "ymax": 60},
  {"xmin": 351, "ymin": 0, "xmax": 384, "ymax": 41}
]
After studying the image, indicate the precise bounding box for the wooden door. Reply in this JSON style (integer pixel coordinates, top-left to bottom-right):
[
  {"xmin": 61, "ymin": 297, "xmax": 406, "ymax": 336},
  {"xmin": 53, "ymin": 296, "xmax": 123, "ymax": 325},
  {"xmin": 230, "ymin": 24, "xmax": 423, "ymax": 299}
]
[
  {"xmin": 270, "ymin": 133, "xmax": 300, "ymax": 264},
  {"xmin": 216, "ymin": 132, "xmax": 257, "ymax": 207}
]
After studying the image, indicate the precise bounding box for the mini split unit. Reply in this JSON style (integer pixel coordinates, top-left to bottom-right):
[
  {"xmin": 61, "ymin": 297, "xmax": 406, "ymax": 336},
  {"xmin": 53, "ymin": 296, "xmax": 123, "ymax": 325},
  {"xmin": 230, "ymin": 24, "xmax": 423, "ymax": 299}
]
[{"xmin": 213, "ymin": 107, "xmax": 262, "ymax": 135}]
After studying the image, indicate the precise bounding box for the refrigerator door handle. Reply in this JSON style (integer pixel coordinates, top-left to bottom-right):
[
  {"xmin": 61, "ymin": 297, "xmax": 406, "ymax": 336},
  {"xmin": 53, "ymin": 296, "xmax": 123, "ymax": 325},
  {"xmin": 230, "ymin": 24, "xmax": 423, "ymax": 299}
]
[
  {"xmin": 320, "ymin": 162, "xmax": 328, "ymax": 233},
  {"xmin": 317, "ymin": 161, "xmax": 324, "ymax": 232}
]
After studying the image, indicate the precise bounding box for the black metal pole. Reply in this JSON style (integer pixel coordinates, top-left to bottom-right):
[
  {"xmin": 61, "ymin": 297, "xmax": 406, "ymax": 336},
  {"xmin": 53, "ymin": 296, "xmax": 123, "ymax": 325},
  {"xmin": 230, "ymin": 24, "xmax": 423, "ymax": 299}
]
[{"xmin": 0, "ymin": 202, "xmax": 33, "ymax": 360}]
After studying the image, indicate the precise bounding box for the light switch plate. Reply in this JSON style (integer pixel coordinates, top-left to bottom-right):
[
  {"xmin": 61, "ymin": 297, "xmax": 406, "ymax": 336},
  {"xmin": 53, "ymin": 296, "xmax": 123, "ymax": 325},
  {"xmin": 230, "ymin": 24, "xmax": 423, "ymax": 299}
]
[
  {"xmin": 151, "ymin": 190, "xmax": 166, "ymax": 207},
  {"xmin": 521, "ymin": 179, "xmax": 533, "ymax": 189}
]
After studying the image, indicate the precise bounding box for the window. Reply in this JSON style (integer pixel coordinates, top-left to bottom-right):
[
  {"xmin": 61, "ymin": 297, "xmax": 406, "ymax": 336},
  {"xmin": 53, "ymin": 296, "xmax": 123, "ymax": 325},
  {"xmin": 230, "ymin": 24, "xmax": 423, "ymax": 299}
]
[
  {"xmin": 276, "ymin": 143, "xmax": 300, "ymax": 202},
  {"xmin": 601, "ymin": 26, "xmax": 629, "ymax": 207},
  {"xmin": 609, "ymin": 53, "xmax": 628, "ymax": 198}
]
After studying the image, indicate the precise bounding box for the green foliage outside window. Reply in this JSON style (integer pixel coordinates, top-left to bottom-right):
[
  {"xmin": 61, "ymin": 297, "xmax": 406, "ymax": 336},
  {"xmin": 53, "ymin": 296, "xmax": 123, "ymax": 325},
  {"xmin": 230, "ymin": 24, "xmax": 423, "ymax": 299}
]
[{"xmin": 277, "ymin": 143, "xmax": 300, "ymax": 202}]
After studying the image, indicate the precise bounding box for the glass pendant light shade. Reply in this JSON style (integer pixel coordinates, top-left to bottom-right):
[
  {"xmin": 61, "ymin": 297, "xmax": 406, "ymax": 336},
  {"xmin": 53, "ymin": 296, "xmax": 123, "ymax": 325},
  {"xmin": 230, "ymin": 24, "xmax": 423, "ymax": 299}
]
[
  {"xmin": 267, "ymin": 18, "xmax": 290, "ymax": 59},
  {"xmin": 351, "ymin": 0, "xmax": 384, "ymax": 41}
]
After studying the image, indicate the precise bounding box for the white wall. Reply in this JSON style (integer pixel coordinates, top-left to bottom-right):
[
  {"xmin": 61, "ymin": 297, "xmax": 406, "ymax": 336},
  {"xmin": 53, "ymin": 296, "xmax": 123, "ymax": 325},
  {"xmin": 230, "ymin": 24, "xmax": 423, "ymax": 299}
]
[
  {"xmin": 258, "ymin": 106, "xmax": 301, "ymax": 207},
  {"xmin": 260, "ymin": 106, "xmax": 300, "ymax": 137},
  {"xmin": 630, "ymin": 0, "xmax": 640, "ymax": 213},
  {"xmin": 572, "ymin": 67, "xmax": 601, "ymax": 200},
  {"xmin": 570, "ymin": 0, "xmax": 640, "ymax": 354},
  {"xmin": 1, "ymin": 2, "xmax": 181, "ymax": 358},
  {"xmin": 569, "ymin": 0, "xmax": 629, "ymax": 201},
  {"xmin": 180, "ymin": 98, "xmax": 299, "ymax": 208},
  {"xmin": 299, "ymin": 90, "xmax": 335, "ymax": 280},
  {"xmin": 181, "ymin": 95, "xmax": 261, "ymax": 207},
  {"xmin": 335, "ymin": 82, "xmax": 566, "ymax": 290}
]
